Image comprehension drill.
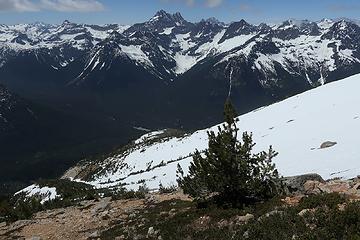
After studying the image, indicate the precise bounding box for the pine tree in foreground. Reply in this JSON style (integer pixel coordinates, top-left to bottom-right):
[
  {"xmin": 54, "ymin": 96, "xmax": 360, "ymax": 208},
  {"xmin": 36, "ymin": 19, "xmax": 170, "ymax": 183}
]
[{"xmin": 177, "ymin": 100, "xmax": 281, "ymax": 207}]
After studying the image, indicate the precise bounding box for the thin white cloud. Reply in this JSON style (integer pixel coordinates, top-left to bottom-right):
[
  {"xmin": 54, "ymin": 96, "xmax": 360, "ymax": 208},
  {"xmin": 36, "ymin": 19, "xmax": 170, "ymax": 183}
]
[
  {"xmin": 160, "ymin": 0, "xmax": 224, "ymax": 8},
  {"xmin": 0, "ymin": 0, "xmax": 104, "ymax": 12},
  {"xmin": 204, "ymin": 0, "xmax": 223, "ymax": 8},
  {"xmin": 328, "ymin": 4, "xmax": 360, "ymax": 12},
  {"xmin": 40, "ymin": 0, "xmax": 104, "ymax": 12},
  {"xmin": 160, "ymin": 0, "xmax": 194, "ymax": 7},
  {"xmin": 239, "ymin": 3, "xmax": 250, "ymax": 12},
  {"xmin": 238, "ymin": 3, "xmax": 261, "ymax": 15},
  {"xmin": 0, "ymin": 0, "xmax": 39, "ymax": 12},
  {"xmin": 186, "ymin": 0, "xmax": 194, "ymax": 6}
]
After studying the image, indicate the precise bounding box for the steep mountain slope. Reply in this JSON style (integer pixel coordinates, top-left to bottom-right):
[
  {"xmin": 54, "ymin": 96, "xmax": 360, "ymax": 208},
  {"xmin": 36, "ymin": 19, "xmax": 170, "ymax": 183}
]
[
  {"xmin": 0, "ymin": 83, "xmax": 138, "ymax": 195},
  {"xmin": 66, "ymin": 73, "xmax": 360, "ymax": 190},
  {"xmin": 0, "ymin": 83, "xmax": 38, "ymax": 137}
]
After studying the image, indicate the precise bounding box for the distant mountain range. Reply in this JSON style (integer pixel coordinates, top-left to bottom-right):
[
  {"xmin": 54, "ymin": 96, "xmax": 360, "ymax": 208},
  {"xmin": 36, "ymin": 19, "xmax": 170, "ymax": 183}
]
[{"xmin": 1, "ymin": 10, "xmax": 360, "ymax": 194}]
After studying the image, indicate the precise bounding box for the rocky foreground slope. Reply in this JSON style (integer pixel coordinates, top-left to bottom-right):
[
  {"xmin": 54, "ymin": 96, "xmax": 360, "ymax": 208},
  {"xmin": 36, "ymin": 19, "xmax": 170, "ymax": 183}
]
[{"xmin": 2, "ymin": 175, "xmax": 360, "ymax": 240}]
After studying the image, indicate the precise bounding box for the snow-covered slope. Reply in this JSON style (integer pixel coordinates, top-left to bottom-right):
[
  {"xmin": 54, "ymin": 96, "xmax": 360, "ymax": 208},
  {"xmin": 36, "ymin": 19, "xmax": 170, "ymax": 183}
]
[
  {"xmin": 15, "ymin": 184, "xmax": 59, "ymax": 204},
  {"xmin": 69, "ymin": 73, "xmax": 360, "ymax": 190}
]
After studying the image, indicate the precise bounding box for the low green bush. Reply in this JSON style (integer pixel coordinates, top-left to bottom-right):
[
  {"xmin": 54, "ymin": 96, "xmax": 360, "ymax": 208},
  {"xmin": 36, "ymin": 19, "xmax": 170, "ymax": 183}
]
[
  {"xmin": 158, "ymin": 183, "xmax": 177, "ymax": 194},
  {"xmin": 297, "ymin": 192, "xmax": 346, "ymax": 210},
  {"xmin": 106, "ymin": 184, "xmax": 149, "ymax": 200}
]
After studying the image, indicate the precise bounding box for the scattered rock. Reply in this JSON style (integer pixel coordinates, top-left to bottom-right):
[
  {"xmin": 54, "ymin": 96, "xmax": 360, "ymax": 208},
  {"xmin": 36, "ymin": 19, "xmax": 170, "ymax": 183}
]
[
  {"xmin": 140, "ymin": 217, "xmax": 148, "ymax": 223},
  {"xmin": 124, "ymin": 207, "xmax": 136, "ymax": 215},
  {"xmin": 282, "ymin": 195, "xmax": 304, "ymax": 206},
  {"xmin": 91, "ymin": 197, "xmax": 111, "ymax": 215},
  {"xmin": 352, "ymin": 182, "xmax": 360, "ymax": 190},
  {"xmin": 145, "ymin": 195, "xmax": 160, "ymax": 205},
  {"xmin": 168, "ymin": 208, "xmax": 177, "ymax": 217},
  {"xmin": 193, "ymin": 215, "xmax": 212, "ymax": 230},
  {"xmin": 147, "ymin": 226, "xmax": 155, "ymax": 237},
  {"xmin": 61, "ymin": 165, "xmax": 87, "ymax": 180},
  {"xmin": 27, "ymin": 237, "xmax": 41, "ymax": 240},
  {"xmin": 318, "ymin": 180, "xmax": 350, "ymax": 194},
  {"xmin": 320, "ymin": 141, "xmax": 337, "ymax": 149},
  {"xmin": 303, "ymin": 179, "xmax": 360, "ymax": 196},
  {"xmin": 283, "ymin": 174, "xmax": 324, "ymax": 193},
  {"xmin": 41, "ymin": 209, "xmax": 66, "ymax": 219},
  {"xmin": 80, "ymin": 201, "xmax": 95, "ymax": 210},
  {"xmin": 99, "ymin": 210, "xmax": 110, "ymax": 220},
  {"xmin": 338, "ymin": 203, "xmax": 347, "ymax": 211},
  {"xmin": 217, "ymin": 219, "xmax": 229, "ymax": 229},
  {"xmin": 159, "ymin": 211, "xmax": 168, "ymax": 216},
  {"xmin": 9, "ymin": 220, "xmax": 34, "ymax": 232},
  {"xmin": 1, "ymin": 191, "xmax": 192, "ymax": 240},
  {"xmin": 298, "ymin": 208, "xmax": 316, "ymax": 217},
  {"xmin": 265, "ymin": 210, "xmax": 284, "ymax": 218},
  {"xmin": 304, "ymin": 180, "xmax": 322, "ymax": 194},
  {"xmin": 88, "ymin": 230, "xmax": 100, "ymax": 238},
  {"xmin": 0, "ymin": 222, "xmax": 6, "ymax": 228},
  {"xmin": 199, "ymin": 215, "xmax": 211, "ymax": 225},
  {"xmin": 233, "ymin": 213, "xmax": 254, "ymax": 224}
]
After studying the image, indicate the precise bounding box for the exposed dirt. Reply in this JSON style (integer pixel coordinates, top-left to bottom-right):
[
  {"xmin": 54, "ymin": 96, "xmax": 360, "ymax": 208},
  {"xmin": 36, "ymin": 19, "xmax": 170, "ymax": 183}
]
[{"xmin": 0, "ymin": 191, "xmax": 191, "ymax": 240}]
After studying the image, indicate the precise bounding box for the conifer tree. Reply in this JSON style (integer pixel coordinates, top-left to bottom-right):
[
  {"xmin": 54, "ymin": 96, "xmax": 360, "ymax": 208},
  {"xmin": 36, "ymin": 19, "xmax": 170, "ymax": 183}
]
[{"xmin": 177, "ymin": 99, "xmax": 281, "ymax": 207}]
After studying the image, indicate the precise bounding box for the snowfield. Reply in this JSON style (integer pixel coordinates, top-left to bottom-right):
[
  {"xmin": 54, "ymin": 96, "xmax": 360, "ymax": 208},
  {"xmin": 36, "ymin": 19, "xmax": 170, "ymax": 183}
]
[
  {"xmin": 15, "ymin": 184, "xmax": 59, "ymax": 204},
  {"xmin": 78, "ymin": 73, "xmax": 360, "ymax": 190}
]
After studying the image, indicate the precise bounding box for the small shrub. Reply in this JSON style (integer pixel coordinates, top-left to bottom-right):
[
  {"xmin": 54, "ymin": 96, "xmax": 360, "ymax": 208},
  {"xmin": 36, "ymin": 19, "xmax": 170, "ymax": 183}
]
[
  {"xmin": 297, "ymin": 192, "xmax": 346, "ymax": 210},
  {"xmin": 109, "ymin": 185, "xmax": 149, "ymax": 200},
  {"xmin": 159, "ymin": 182, "xmax": 177, "ymax": 194},
  {"xmin": 0, "ymin": 195, "xmax": 43, "ymax": 222},
  {"xmin": 136, "ymin": 183, "xmax": 150, "ymax": 198}
]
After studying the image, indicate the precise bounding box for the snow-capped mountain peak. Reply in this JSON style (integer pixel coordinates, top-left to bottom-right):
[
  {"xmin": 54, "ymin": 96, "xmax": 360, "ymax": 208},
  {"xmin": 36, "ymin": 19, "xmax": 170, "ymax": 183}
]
[
  {"xmin": 62, "ymin": 20, "xmax": 72, "ymax": 25},
  {"xmin": 200, "ymin": 17, "xmax": 225, "ymax": 27},
  {"xmin": 0, "ymin": 12, "xmax": 360, "ymax": 91},
  {"xmin": 317, "ymin": 18, "xmax": 335, "ymax": 29},
  {"xmin": 150, "ymin": 10, "xmax": 186, "ymax": 26}
]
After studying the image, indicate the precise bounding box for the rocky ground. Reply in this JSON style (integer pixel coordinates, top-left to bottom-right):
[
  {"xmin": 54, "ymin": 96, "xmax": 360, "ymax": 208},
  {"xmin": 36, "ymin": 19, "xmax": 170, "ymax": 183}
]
[
  {"xmin": 1, "ymin": 175, "xmax": 360, "ymax": 240},
  {"xmin": 0, "ymin": 192, "xmax": 190, "ymax": 240}
]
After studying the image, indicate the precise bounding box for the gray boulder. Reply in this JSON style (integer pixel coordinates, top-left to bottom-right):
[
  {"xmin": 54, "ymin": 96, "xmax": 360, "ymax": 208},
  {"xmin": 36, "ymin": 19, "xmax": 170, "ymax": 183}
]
[
  {"xmin": 27, "ymin": 237, "xmax": 41, "ymax": 240},
  {"xmin": 283, "ymin": 174, "xmax": 324, "ymax": 193},
  {"xmin": 91, "ymin": 197, "xmax": 111, "ymax": 215},
  {"xmin": 320, "ymin": 141, "xmax": 337, "ymax": 149}
]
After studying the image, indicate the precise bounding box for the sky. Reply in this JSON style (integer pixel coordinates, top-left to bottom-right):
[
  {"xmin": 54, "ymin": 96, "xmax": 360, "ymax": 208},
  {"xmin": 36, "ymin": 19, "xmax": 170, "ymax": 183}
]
[{"xmin": 0, "ymin": 0, "xmax": 360, "ymax": 25}]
